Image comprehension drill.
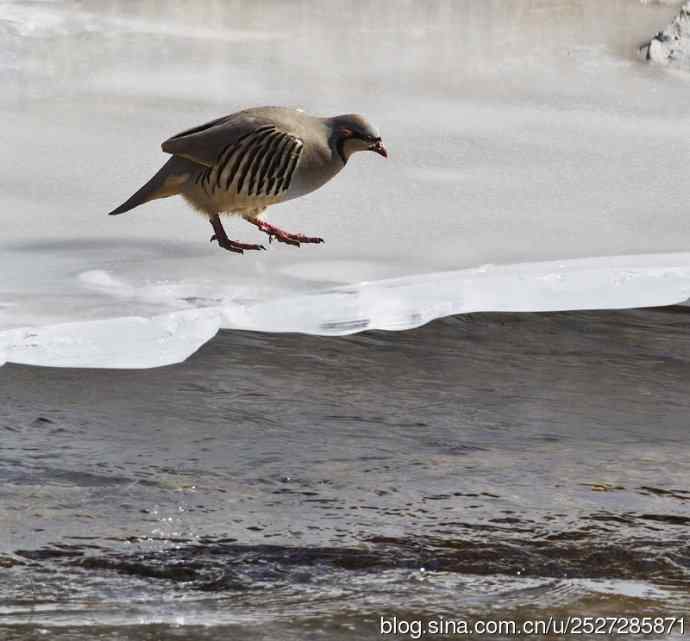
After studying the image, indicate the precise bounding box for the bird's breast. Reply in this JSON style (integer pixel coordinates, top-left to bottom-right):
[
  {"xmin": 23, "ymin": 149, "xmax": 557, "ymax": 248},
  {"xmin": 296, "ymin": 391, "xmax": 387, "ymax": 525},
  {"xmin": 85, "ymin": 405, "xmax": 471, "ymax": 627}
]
[{"xmin": 283, "ymin": 149, "xmax": 344, "ymax": 202}]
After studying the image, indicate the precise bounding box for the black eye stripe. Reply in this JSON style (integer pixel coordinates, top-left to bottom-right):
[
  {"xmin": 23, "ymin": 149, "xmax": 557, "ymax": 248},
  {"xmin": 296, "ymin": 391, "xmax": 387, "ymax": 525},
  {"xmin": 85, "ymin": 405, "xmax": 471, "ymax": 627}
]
[{"xmin": 347, "ymin": 133, "xmax": 380, "ymax": 143}]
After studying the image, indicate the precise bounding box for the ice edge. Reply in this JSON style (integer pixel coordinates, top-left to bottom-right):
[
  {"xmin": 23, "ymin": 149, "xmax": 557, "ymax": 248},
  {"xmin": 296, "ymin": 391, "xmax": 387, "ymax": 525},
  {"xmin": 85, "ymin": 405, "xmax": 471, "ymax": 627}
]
[{"xmin": 2, "ymin": 253, "xmax": 690, "ymax": 369}]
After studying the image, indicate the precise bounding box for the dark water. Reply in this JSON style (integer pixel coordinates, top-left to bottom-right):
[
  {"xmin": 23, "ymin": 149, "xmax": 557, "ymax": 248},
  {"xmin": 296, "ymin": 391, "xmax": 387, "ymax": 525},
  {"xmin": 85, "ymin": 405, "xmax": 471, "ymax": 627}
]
[{"xmin": 2, "ymin": 309, "xmax": 690, "ymax": 639}]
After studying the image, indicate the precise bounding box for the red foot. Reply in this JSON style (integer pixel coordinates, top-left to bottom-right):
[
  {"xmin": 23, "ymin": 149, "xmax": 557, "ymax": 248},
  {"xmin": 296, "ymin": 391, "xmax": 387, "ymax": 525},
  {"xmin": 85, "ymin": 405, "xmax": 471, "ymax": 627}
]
[
  {"xmin": 210, "ymin": 235, "xmax": 266, "ymax": 254},
  {"xmin": 251, "ymin": 220, "xmax": 324, "ymax": 247},
  {"xmin": 209, "ymin": 215, "xmax": 265, "ymax": 254}
]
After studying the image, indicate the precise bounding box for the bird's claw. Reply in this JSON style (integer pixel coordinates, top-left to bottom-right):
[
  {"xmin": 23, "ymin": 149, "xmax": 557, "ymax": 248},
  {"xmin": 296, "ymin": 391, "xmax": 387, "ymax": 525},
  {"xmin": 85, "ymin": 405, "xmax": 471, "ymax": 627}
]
[
  {"xmin": 253, "ymin": 221, "xmax": 323, "ymax": 247},
  {"xmin": 277, "ymin": 235, "xmax": 301, "ymax": 247},
  {"xmin": 210, "ymin": 234, "xmax": 265, "ymax": 253},
  {"xmin": 294, "ymin": 235, "xmax": 324, "ymax": 244}
]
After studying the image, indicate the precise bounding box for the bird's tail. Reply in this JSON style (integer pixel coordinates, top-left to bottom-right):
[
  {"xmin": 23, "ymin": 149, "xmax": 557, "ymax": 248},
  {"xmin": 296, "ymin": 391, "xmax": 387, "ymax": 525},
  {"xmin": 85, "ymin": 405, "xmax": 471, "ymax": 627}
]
[{"xmin": 108, "ymin": 157, "xmax": 188, "ymax": 216}]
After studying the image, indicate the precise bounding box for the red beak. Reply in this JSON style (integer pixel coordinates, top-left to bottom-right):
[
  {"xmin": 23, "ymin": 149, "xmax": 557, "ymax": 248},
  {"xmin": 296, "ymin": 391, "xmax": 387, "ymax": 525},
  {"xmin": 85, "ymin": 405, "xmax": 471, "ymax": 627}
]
[{"xmin": 370, "ymin": 140, "xmax": 388, "ymax": 158}]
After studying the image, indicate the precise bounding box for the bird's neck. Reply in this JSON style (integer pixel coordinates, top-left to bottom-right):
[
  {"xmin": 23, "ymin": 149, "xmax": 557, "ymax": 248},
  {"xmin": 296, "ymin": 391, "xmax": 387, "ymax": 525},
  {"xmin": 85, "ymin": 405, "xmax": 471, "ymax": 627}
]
[{"xmin": 329, "ymin": 131, "xmax": 348, "ymax": 165}]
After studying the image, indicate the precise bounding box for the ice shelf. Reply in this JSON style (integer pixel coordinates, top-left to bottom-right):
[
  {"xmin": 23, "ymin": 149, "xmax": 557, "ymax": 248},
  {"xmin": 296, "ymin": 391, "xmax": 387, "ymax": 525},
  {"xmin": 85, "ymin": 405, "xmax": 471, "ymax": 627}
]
[
  {"xmin": 2, "ymin": 0, "xmax": 690, "ymax": 368},
  {"xmin": 2, "ymin": 253, "xmax": 690, "ymax": 368}
]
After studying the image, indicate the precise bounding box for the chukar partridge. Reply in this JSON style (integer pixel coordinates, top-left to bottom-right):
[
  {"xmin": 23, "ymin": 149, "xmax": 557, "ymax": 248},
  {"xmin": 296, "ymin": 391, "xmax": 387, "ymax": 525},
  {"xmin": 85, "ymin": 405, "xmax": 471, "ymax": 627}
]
[{"xmin": 108, "ymin": 106, "xmax": 387, "ymax": 253}]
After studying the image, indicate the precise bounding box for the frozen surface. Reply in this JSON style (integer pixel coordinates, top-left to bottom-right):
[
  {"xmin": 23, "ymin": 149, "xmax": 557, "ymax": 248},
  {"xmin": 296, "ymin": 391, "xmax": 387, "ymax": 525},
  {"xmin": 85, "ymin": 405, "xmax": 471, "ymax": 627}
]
[
  {"xmin": 4, "ymin": 254, "xmax": 690, "ymax": 368},
  {"xmin": 2, "ymin": 0, "xmax": 690, "ymax": 367}
]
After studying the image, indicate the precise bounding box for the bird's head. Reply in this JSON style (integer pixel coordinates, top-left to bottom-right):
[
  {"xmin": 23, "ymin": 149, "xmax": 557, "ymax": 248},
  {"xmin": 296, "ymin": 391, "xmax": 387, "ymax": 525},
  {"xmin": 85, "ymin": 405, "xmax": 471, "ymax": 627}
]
[{"xmin": 330, "ymin": 114, "xmax": 387, "ymax": 164}]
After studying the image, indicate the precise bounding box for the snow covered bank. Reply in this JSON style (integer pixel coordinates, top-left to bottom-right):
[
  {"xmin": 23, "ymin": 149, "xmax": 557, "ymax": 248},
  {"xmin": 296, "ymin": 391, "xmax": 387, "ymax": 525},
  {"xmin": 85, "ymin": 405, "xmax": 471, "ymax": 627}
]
[
  {"xmin": 2, "ymin": 253, "xmax": 690, "ymax": 368},
  {"xmin": 640, "ymin": 1, "xmax": 690, "ymax": 65}
]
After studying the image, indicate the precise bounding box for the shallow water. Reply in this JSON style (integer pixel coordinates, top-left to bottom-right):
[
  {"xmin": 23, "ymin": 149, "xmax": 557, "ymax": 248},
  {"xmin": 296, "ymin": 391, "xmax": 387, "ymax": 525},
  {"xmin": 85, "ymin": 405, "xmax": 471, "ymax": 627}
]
[{"xmin": 2, "ymin": 308, "xmax": 690, "ymax": 639}]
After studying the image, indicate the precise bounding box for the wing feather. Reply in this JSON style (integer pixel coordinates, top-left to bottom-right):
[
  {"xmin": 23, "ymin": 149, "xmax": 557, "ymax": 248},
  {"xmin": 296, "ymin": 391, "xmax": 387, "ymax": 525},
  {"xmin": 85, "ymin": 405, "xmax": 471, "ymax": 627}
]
[
  {"xmin": 162, "ymin": 112, "xmax": 304, "ymax": 199},
  {"xmin": 161, "ymin": 112, "xmax": 274, "ymax": 167}
]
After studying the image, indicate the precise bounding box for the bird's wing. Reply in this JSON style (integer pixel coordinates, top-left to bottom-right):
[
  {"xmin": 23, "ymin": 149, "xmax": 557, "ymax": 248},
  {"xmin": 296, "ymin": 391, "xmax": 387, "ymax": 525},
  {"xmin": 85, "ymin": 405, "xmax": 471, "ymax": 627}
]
[
  {"xmin": 161, "ymin": 113, "xmax": 262, "ymax": 167},
  {"xmin": 162, "ymin": 113, "xmax": 304, "ymax": 197}
]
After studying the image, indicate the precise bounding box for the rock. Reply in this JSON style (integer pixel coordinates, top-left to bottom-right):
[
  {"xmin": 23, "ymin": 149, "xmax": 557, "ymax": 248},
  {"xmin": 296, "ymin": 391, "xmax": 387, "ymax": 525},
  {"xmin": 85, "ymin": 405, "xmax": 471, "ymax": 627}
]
[
  {"xmin": 0, "ymin": 555, "xmax": 21, "ymax": 568},
  {"xmin": 640, "ymin": 1, "xmax": 690, "ymax": 66}
]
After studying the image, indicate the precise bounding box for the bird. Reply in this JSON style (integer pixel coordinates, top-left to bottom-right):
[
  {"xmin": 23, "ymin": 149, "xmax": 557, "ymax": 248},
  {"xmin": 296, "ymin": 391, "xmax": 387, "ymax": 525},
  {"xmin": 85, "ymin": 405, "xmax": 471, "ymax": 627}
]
[{"xmin": 108, "ymin": 106, "xmax": 387, "ymax": 253}]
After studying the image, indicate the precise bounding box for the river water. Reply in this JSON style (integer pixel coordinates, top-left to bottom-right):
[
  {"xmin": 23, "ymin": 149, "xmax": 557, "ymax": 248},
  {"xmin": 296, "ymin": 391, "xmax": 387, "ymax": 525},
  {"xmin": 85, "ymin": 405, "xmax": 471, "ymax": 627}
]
[{"xmin": 2, "ymin": 308, "xmax": 690, "ymax": 639}]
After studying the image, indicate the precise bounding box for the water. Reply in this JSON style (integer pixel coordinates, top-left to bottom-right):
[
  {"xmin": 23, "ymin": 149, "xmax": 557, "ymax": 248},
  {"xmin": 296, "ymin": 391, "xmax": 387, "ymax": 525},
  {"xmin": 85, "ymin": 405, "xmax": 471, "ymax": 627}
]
[
  {"xmin": 2, "ymin": 308, "xmax": 690, "ymax": 638},
  {"xmin": 2, "ymin": 0, "xmax": 690, "ymax": 367}
]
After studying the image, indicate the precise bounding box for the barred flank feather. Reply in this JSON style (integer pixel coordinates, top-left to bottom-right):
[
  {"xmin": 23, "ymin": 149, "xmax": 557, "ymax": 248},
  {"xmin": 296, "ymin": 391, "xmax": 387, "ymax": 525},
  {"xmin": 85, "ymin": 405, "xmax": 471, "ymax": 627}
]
[{"xmin": 200, "ymin": 127, "xmax": 304, "ymax": 201}]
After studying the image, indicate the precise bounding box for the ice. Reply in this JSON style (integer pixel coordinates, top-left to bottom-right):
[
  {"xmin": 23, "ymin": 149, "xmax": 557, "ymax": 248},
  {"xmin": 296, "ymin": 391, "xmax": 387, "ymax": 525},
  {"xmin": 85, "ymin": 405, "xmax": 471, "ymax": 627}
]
[
  {"xmin": 4, "ymin": 254, "xmax": 690, "ymax": 368},
  {"xmin": 0, "ymin": 309, "xmax": 220, "ymax": 369},
  {"xmin": 2, "ymin": 0, "xmax": 690, "ymax": 368}
]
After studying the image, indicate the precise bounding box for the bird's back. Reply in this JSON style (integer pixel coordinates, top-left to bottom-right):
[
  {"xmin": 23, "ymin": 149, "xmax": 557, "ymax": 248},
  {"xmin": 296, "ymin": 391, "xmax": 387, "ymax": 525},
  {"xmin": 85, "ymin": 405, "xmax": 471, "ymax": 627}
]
[{"xmin": 163, "ymin": 107, "xmax": 342, "ymax": 215}]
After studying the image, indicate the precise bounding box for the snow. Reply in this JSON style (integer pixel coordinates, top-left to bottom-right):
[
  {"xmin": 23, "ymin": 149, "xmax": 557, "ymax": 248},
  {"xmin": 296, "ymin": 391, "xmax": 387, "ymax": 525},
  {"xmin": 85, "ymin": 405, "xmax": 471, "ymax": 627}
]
[
  {"xmin": 2, "ymin": 0, "xmax": 690, "ymax": 368},
  {"xmin": 639, "ymin": 1, "xmax": 690, "ymax": 65}
]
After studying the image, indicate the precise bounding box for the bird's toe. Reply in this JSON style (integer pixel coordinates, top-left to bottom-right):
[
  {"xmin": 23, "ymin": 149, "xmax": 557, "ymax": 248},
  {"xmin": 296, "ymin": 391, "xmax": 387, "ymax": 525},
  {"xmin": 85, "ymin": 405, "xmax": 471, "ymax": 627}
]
[{"xmin": 292, "ymin": 234, "xmax": 324, "ymax": 244}]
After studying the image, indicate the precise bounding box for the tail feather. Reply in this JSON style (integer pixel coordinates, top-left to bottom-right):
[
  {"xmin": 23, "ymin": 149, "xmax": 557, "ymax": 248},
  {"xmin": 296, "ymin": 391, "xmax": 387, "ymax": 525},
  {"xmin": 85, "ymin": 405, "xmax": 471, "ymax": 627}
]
[{"xmin": 108, "ymin": 157, "xmax": 187, "ymax": 216}]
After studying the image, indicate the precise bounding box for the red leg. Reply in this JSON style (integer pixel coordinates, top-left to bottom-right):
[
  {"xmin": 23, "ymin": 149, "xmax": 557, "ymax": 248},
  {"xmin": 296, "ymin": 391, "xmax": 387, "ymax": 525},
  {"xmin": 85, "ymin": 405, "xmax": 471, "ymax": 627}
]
[
  {"xmin": 209, "ymin": 215, "xmax": 265, "ymax": 254},
  {"xmin": 246, "ymin": 219, "xmax": 324, "ymax": 246}
]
